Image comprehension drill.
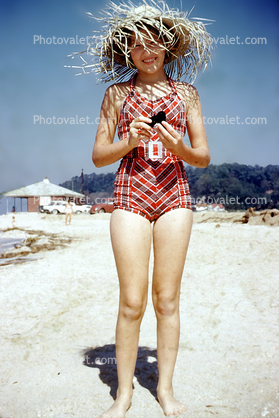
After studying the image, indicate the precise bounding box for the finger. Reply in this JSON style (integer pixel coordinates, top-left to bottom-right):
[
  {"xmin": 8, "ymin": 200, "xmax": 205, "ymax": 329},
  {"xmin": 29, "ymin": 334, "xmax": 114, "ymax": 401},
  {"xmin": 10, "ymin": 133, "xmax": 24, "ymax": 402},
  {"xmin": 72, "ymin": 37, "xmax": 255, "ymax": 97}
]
[
  {"xmin": 156, "ymin": 128, "xmax": 178, "ymax": 147},
  {"xmin": 135, "ymin": 116, "xmax": 153, "ymax": 124},
  {"xmin": 132, "ymin": 124, "xmax": 152, "ymax": 137},
  {"xmin": 156, "ymin": 123, "xmax": 178, "ymax": 145},
  {"xmin": 138, "ymin": 131, "xmax": 152, "ymax": 141},
  {"xmin": 131, "ymin": 118, "xmax": 152, "ymax": 131},
  {"xmin": 138, "ymin": 121, "xmax": 153, "ymax": 132},
  {"xmin": 131, "ymin": 125, "xmax": 150, "ymax": 139},
  {"xmin": 161, "ymin": 120, "xmax": 177, "ymax": 135}
]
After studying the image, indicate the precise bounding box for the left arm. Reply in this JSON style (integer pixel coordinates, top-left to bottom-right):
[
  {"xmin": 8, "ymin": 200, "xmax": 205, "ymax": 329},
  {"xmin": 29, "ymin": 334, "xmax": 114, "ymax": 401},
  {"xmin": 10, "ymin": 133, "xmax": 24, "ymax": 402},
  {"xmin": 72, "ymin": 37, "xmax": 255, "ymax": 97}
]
[{"xmin": 155, "ymin": 85, "xmax": 211, "ymax": 168}]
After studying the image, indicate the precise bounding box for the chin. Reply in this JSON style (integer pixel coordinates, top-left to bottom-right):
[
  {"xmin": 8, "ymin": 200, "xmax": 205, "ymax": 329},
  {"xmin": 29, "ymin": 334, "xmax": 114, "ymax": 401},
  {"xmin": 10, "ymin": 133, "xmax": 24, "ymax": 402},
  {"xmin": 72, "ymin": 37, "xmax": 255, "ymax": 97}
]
[{"xmin": 144, "ymin": 65, "xmax": 162, "ymax": 73}]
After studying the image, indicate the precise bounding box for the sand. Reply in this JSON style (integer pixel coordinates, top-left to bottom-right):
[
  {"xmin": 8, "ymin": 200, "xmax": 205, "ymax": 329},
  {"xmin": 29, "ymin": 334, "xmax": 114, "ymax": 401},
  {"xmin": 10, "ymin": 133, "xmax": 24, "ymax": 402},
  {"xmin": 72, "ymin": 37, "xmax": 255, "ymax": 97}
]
[{"xmin": 0, "ymin": 212, "xmax": 278, "ymax": 418}]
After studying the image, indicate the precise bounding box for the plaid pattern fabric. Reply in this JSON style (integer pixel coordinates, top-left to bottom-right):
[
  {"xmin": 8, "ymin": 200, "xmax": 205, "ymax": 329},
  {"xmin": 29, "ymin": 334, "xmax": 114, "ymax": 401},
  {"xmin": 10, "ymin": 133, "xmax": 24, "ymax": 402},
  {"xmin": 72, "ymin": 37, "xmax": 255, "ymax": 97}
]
[
  {"xmin": 114, "ymin": 76, "xmax": 192, "ymax": 221},
  {"xmin": 118, "ymin": 76, "xmax": 186, "ymax": 150}
]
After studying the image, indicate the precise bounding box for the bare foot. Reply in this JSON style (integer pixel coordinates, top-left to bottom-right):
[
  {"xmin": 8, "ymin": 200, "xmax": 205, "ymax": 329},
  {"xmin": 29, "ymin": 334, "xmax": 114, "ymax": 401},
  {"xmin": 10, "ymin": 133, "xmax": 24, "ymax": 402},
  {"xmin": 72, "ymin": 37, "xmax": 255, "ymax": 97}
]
[
  {"xmin": 157, "ymin": 390, "xmax": 188, "ymax": 417},
  {"xmin": 100, "ymin": 392, "xmax": 132, "ymax": 418}
]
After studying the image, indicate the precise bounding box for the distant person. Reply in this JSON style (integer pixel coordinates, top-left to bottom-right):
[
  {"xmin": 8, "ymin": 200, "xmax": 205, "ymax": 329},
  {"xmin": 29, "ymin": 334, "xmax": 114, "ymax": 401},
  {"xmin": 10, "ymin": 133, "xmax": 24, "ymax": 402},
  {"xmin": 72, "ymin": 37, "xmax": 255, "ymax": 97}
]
[
  {"xmin": 65, "ymin": 200, "xmax": 73, "ymax": 225},
  {"xmin": 88, "ymin": 1, "xmax": 212, "ymax": 416}
]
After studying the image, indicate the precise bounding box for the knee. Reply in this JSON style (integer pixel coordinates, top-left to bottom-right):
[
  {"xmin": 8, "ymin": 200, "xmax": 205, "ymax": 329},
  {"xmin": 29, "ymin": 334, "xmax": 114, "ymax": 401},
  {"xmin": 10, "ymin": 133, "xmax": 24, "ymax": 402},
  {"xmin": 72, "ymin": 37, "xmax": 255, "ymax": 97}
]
[
  {"xmin": 153, "ymin": 293, "xmax": 178, "ymax": 317},
  {"xmin": 119, "ymin": 297, "xmax": 146, "ymax": 321}
]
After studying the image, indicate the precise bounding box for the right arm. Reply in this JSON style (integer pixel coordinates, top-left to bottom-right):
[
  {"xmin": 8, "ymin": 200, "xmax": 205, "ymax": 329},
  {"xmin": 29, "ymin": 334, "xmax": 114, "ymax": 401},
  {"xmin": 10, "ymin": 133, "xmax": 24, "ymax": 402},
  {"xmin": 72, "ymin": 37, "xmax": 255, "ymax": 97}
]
[{"xmin": 92, "ymin": 85, "xmax": 152, "ymax": 168}]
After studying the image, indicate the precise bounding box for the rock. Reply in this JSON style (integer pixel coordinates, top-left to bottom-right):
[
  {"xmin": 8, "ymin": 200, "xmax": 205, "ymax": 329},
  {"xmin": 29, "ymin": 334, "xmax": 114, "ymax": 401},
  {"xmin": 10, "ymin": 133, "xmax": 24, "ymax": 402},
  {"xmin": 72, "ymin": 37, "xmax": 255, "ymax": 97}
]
[
  {"xmin": 30, "ymin": 237, "xmax": 52, "ymax": 247},
  {"xmin": 241, "ymin": 209, "xmax": 279, "ymax": 226},
  {"xmin": 1, "ymin": 245, "xmax": 32, "ymax": 258}
]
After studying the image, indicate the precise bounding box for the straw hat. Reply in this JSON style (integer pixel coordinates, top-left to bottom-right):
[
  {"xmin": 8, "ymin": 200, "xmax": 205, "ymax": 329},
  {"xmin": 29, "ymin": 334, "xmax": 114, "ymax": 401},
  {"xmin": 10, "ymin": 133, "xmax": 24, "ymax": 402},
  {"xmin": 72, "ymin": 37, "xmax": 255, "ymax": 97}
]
[{"xmin": 67, "ymin": 0, "xmax": 213, "ymax": 83}]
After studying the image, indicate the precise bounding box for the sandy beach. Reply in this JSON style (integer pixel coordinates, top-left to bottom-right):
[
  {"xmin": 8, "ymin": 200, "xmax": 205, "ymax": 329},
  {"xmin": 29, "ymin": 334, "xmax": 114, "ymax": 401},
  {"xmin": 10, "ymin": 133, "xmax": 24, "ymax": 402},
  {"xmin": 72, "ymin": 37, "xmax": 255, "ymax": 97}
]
[{"xmin": 0, "ymin": 211, "xmax": 278, "ymax": 418}]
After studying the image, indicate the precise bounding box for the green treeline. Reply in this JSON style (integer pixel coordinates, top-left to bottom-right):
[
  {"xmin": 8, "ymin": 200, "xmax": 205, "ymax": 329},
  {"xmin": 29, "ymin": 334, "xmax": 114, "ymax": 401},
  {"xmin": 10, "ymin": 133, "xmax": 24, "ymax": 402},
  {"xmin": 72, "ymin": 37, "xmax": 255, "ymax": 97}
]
[
  {"xmin": 61, "ymin": 172, "xmax": 115, "ymax": 195},
  {"xmin": 186, "ymin": 164, "xmax": 279, "ymax": 210},
  {"xmin": 60, "ymin": 163, "xmax": 279, "ymax": 211}
]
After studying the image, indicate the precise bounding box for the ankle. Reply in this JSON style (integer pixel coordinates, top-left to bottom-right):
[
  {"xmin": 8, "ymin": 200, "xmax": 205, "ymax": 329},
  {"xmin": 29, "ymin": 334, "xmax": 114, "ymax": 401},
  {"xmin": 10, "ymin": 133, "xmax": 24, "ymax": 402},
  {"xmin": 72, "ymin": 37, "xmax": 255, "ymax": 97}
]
[
  {"xmin": 116, "ymin": 387, "xmax": 133, "ymax": 399},
  {"xmin": 157, "ymin": 385, "xmax": 173, "ymax": 397}
]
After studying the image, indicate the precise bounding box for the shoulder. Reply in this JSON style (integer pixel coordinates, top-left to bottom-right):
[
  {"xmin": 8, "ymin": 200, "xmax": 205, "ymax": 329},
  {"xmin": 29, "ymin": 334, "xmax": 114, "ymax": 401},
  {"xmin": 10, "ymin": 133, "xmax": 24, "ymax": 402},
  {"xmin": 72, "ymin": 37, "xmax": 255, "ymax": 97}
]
[
  {"xmin": 173, "ymin": 81, "xmax": 199, "ymax": 101},
  {"xmin": 101, "ymin": 81, "xmax": 131, "ymax": 117},
  {"xmin": 172, "ymin": 80, "xmax": 201, "ymax": 112},
  {"xmin": 103, "ymin": 81, "xmax": 130, "ymax": 102}
]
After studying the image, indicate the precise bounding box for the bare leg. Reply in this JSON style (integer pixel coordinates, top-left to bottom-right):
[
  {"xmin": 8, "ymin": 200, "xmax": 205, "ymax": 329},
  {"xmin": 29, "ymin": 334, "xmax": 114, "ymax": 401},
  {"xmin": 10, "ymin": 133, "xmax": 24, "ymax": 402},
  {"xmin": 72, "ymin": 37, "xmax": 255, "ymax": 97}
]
[
  {"xmin": 152, "ymin": 209, "xmax": 193, "ymax": 416},
  {"xmin": 101, "ymin": 209, "xmax": 152, "ymax": 418}
]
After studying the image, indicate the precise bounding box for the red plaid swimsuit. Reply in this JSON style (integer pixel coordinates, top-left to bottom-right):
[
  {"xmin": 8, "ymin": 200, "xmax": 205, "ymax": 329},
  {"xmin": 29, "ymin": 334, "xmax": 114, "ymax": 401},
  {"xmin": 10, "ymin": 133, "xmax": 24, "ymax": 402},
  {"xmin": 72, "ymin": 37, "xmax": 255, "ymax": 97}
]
[{"xmin": 114, "ymin": 76, "xmax": 192, "ymax": 222}]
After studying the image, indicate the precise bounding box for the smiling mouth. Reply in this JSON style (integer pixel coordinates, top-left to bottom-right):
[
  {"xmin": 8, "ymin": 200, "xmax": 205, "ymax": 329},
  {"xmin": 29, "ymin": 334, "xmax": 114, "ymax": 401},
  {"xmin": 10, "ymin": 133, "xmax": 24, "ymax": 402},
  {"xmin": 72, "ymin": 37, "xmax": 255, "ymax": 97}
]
[{"xmin": 142, "ymin": 57, "xmax": 157, "ymax": 64}]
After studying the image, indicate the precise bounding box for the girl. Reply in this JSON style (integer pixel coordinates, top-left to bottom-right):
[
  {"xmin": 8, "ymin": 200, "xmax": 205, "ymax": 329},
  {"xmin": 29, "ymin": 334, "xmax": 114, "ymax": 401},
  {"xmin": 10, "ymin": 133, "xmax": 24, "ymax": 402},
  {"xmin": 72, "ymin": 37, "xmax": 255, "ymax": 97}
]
[
  {"xmin": 65, "ymin": 199, "xmax": 73, "ymax": 225},
  {"xmin": 78, "ymin": 1, "xmax": 212, "ymax": 416}
]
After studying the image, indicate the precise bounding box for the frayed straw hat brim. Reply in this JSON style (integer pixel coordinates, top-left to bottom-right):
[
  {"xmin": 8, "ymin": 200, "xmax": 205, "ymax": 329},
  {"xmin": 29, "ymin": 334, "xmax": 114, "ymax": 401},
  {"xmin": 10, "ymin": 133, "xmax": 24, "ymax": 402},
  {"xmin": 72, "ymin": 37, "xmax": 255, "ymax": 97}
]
[{"xmin": 66, "ymin": 0, "xmax": 213, "ymax": 83}]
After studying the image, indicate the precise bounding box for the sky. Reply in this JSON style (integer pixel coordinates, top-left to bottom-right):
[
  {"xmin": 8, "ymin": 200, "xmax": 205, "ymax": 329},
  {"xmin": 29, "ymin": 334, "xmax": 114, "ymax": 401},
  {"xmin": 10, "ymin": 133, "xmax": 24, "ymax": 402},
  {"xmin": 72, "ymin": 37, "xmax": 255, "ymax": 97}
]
[{"xmin": 0, "ymin": 0, "xmax": 278, "ymax": 193}]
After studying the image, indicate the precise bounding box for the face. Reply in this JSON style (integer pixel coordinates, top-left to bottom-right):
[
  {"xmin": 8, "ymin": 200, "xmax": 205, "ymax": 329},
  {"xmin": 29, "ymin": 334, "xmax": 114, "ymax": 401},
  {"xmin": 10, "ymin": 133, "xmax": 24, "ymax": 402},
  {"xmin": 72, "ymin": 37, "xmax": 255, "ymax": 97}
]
[{"xmin": 130, "ymin": 31, "xmax": 166, "ymax": 75}]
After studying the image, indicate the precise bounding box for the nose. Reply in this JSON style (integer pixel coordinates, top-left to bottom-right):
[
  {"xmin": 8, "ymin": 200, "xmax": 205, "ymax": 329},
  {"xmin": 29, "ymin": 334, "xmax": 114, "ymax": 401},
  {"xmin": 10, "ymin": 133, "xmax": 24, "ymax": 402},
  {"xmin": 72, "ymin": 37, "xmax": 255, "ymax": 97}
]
[{"xmin": 143, "ymin": 45, "xmax": 158, "ymax": 56}]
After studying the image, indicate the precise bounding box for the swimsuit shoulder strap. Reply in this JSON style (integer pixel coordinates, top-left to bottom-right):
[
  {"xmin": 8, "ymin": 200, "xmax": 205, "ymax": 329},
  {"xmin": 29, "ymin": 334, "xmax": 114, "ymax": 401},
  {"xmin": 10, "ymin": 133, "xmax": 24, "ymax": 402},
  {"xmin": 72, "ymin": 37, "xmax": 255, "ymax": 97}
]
[
  {"xmin": 167, "ymin": 77, "xmax": 178, "ymax": 94},
  {"xmin": 130, "ymin": 76, "xmax": 136, "ymax": 92}
]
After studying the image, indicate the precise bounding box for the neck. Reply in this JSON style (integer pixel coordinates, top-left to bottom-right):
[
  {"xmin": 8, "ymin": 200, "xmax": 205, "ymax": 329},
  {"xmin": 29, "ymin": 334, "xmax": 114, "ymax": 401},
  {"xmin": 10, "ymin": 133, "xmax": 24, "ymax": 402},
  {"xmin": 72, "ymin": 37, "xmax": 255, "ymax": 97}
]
[{"xmin": 135, "ymin": 71, "xmax": 167, "ymax": 85}]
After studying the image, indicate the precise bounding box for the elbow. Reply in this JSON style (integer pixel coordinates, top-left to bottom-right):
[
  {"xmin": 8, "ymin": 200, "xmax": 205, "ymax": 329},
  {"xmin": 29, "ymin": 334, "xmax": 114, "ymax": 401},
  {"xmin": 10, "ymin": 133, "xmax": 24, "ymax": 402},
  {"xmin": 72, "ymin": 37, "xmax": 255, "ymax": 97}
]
[
  {"xmin": 201, "ymin": 152, "xmax": 211, "ymax": 168},
  {"xmin": 93, "ymin": 160, "xmax": 102, "ymax": 168},
  {"xmin": 92, "ymin": 157, "xmax": 104, "ymax": 168},
  {"xmin": 92, "ymin": 151, "xmax": 103, "ymax": 168},
  {"xmin": 195, "ymin": 150, "xmax": 211, "ymax": 168}
]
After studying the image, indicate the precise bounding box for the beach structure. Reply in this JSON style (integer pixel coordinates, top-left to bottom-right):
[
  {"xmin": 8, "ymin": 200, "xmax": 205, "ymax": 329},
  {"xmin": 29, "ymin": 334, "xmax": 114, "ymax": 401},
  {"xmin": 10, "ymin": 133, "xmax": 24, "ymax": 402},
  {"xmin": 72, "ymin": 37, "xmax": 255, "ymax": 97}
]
[
  {"xmin": 208, "ymin": 204, "xmax": 225, "ymax": 212},
  {"xmin": 195, "ymin": 203, "xmax": 225, "ymax": 212},
  {"xmin": 4, "ymin": 177, "xmax": 84, "ymax": 213}
]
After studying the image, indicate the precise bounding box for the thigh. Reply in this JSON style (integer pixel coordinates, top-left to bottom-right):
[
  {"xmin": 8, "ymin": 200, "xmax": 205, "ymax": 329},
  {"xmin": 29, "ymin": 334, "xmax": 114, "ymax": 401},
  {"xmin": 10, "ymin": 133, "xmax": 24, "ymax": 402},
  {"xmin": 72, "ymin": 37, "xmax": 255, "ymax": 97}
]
[
  {"xmin": 110, "ymin": 209, "xmax": 152, "ymax": 301},
  {"xmin": 152, "ymin": 208, "xmax": 193, "ymax": 296}
]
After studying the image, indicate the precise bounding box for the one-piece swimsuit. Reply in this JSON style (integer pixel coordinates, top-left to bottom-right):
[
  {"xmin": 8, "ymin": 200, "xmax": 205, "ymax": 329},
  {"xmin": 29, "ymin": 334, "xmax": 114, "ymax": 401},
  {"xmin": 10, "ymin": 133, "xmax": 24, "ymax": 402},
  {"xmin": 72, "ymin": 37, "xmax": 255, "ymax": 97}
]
[{"xmin": 114, "ymin": 76, "xmax": 192, "ymax": 222}]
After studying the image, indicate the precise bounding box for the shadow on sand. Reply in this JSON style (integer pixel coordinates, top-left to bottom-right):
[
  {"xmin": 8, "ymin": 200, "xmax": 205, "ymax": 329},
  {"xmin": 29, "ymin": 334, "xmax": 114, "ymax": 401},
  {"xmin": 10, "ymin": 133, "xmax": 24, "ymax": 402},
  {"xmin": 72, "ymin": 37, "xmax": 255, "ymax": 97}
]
[{"xmin": 82, "ymin": 344, "xmax": 158, "ymax": 400}]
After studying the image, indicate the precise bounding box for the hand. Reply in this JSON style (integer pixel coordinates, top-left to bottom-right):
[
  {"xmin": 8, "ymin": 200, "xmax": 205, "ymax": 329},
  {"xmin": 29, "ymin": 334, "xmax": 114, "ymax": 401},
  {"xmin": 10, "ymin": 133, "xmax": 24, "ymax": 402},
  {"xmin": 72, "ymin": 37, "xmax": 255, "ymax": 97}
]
[
  {"xmin": 155, "ymin": 121, "xmax": 183, "ymax": 156},
  {"xmin": 128, "ymin": 116, "xmax": 152, "ymax": 149}
]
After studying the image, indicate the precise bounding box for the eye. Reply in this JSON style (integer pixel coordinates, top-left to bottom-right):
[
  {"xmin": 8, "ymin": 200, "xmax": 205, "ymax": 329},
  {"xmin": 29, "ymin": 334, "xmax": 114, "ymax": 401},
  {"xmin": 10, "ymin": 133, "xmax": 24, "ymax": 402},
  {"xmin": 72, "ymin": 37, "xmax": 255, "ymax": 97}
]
[{"xmin": 147, "ymin": 40, "xmax": 162, "ymax": 49}]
